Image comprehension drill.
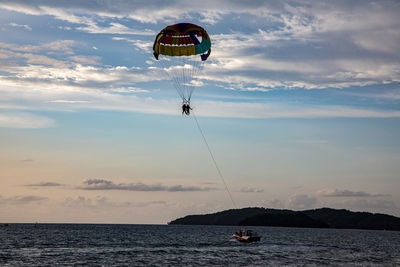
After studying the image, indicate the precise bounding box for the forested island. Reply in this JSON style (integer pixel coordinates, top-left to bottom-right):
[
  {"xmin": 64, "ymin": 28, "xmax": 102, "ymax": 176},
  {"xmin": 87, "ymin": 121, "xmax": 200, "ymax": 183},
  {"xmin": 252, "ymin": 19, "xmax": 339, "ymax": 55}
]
[{"xmin": 169, "ymin": 207, "xmax": 400, "ymax": 231}]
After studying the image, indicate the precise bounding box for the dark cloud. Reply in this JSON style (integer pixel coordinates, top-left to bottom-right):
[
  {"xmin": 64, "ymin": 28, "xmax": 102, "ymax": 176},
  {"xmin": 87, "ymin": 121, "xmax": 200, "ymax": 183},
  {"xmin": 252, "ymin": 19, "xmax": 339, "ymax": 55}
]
[
  {"xmin": 25, "ymin": 182, "xmax": 63, "ymax": 187},
  {"xmin": 78, "ymin": 179, "xmax": 214, "ymax": 192},
  {"xmin": 316, "ymin": 189, "xmax": 389, "ymax": 198},
  {"xmin": 0, "ymin": 195, "xmax": 48, "ymax": 205}
]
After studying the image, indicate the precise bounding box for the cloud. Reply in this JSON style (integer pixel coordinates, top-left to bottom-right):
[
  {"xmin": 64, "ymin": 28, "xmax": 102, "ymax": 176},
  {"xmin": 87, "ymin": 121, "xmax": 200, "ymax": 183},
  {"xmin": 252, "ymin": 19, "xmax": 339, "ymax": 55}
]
[
  {"xmin": 0, "ymin": 195, "xmax": 48, "ymax": 205},
  {"xmin": 192, "ymin": 101, "xmax": 400, "ymax": 119},
  {"xmin": 110, "ymin": 87, "xmax": 150, "ymax": 93},
  {"xmin": 342, "ymin": 89, "xmax": 400, "ymax": 101},
  {"xmin": 0, "ymin": 40, "xmax": 75, "ymax": 53},
  {"xmin": 0, "ymin": 60, "xmax": 160, "ymax": 85},
  {"xmin": 78, "ymin": 179, "xmax": 214, "ymax": 192},
  {"xmin": 76, "ymin": 22, "xmax": 154, "ymax": 35},
  {"xmin": 62, "ymin": 196, "xmax": 166, "ymax": 208},
  {"xmin": 0, "ymin": 1, "xmax": 201, "ymax": 24},
  {"xmin": 316, "ymin": 189, "xmax": 389, "ymax": 198},
  {"xmin": 25, "ymin": 182, "xmax": 63, "ymax": 187},
  {"xmin": 2, "ymin": 56, "xmax": 400, "ymax": 118},
  {"xmin": 8, "ymin": 22, "xmax": 31, "ymax": 31},
  {"xmin": 0, "ymin": 2, "xmax": 399, "ymax": 119},
  {"xmin": 263, "ymin": 199, "xmax": 285, "ymax": 209},
  {"xmin": 323, "ymin": 199, "xmax": 399, "ymax": 215},
  {"xmin": 287, "ymin": 194, "xmax": 317, "ymax": 210},
  {"xmin": 239, "ymin": 187, "xmax": 264, "ymax": 193},
  {"xmin": 2, "ymin": 77, "xmax": 400, "ymax": 119},
  {"xmin": 69, "ymin": 55, "xmax": 101, "ymax": 65},
  {"xmin": 48, "ymin": 100, "xmax": 89, "ymax": 104},
  {"xmin": 112, "ymin": 37, "xmax": 153, "ymax": 53},
  {"xmin": 342, "ymin": 199, "xmax": 398, "ymax": 212},
  {"xmin": 0, "ymin": 2, "xmax": 156, "ymax": 35},
  {"xmin": 0, "ymin": 40, "xmax": 76, "ymax": 69},
  {"xmin": 0, "ymin": 112, "xmax": 54, "ymax": 128},
  {"xmin": 206, "ymin": 29, "xmax": 400, "ymax": 90},
  {"xmin": 20, "ymin": 158, "xmax": 34, "ymax": 162}
]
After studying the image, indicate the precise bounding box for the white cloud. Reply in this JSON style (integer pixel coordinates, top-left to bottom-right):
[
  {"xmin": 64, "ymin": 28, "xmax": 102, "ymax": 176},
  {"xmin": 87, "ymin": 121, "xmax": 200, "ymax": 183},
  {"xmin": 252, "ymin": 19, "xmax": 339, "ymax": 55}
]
[
  {"xmin": 0, "ymin": 2, "xmax": 399, "ymax": 118},
  {"xmin": 8, "ymin": 22, "xmax": 32, "ymax": 31},
  {"xmin": 0, "ymin": 40, "xmax": 76, "ymax": 67},
  {"xmin": 193, "ymin": 101, "xmax": 400, "ymax": 119},
  {"xmin": 48, "ymin": 100, "xmax": 89, "ymax": 104},
  {"xmin": 62, "ymin": 196, "xmax": 166, "ymax": 208},
  {"xmin": 0, "ymin": 40, "xmax": 75, "ymax": 53},
  {"xmin": 263, "ymin": 199, "xmax": 285, "ymax": 209},
  {"xmin": 69, "ymin": 55, "xmax": 101, "ymax": 65},
  {"xmin": 77, "ymin": 22, "xmax": 154, "ymax": 35},
  {"xmin": 110, "ymin": 87, "xmax": 149, "ymax": 93},
  {"xmin": 0, "ymin": 112, "xmax": 54, "ymax": 128},
  {"xmin": 341, "ymin": 90, "xmax": 400, "ymax": 101},
  {"xmin": 112, "ymin": 37, "xmax": 153, "ymax": 53},
  {"xmin": 287, "ymin": 194, "xmax": 317, "ymax": 210},
  {"xmin": 1, "ymin": 1, "xmax": 399, "ymax": 91},
  {"xmin": 1, "ymin": 63, "xmax": 158, "ymax": 85},
  {"xmin": 2, "ymin": 77, "xmax": 400, "ymax": 119},
  {"xmin": 207, "ymin": 29, "xmax": 400, "ymax": 90},
  {"xmin": 240, "ymin": 187, "xmax": 264, "ymax": 193}
]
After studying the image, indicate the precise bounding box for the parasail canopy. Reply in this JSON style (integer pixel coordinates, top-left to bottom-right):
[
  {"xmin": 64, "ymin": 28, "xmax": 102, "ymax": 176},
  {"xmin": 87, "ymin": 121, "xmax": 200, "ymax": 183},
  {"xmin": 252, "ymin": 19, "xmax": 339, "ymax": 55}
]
[
  {"xmin": 153, "ymin": 23, "xmax": 211, "ymax": 61},
  {"xmin": 153, "ymin": 23, "xmax": 211, "ymax": 104}
]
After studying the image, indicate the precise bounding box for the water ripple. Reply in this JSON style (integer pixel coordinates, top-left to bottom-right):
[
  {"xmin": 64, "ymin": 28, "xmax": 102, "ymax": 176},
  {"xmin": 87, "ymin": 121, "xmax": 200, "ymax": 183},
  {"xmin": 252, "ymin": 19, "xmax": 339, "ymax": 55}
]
[{"xmin": 1, "ymin": 224, "xmax": 399, "ymax": 266}]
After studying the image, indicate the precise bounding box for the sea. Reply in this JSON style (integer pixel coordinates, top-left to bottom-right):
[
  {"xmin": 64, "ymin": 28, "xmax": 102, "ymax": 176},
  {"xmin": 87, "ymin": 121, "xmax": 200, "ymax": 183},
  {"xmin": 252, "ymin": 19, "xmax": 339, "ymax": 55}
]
[{"xmin": 1, "ymin": 224, "xmax": 399, "ymax": 266}]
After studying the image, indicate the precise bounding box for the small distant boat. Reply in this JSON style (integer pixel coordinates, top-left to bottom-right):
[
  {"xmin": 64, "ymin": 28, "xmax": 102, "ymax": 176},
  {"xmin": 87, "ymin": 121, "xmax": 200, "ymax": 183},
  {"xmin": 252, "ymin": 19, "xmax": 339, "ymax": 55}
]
[{"xmin": 234, "ymin": 229, "xmax": 261, "ymax": 243}]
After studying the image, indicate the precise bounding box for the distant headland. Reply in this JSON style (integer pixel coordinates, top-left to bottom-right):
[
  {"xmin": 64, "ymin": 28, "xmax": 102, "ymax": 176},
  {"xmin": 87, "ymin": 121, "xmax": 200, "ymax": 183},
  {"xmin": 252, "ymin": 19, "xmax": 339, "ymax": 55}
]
[{"xmin": 169, "ymin": 207, "xmax": 400, "ymax": 231}]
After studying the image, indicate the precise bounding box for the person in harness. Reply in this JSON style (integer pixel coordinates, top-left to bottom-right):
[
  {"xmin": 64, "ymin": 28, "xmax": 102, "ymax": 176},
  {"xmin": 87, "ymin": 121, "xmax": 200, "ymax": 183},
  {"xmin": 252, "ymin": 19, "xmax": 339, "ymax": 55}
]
[{"xmin": 182, "ymin": 100, "xmax": 192, "ymax": 116}]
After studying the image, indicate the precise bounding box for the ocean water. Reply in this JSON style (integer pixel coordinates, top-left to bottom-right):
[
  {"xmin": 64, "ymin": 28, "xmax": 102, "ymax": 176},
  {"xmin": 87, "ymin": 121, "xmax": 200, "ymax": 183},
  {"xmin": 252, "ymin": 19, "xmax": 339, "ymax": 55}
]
[{"xmin": 1, "ymin": 224, "xmax": 399, "ymax": 266}]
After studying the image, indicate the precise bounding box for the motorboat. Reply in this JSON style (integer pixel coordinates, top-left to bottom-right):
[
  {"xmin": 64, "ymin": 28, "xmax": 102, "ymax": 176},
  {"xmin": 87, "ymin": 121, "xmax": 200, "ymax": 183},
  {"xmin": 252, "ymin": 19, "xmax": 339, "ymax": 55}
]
[{"xmin": 234, "ymin": 229, "xmax": 261, "ymax": 243}]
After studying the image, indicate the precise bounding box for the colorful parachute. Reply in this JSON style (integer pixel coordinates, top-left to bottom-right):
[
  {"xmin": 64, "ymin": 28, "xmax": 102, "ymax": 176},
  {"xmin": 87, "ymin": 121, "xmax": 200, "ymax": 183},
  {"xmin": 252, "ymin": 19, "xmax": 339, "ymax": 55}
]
[{"xmin": 153, "ymin": 23, "xmax": 211, "ymax": 104}]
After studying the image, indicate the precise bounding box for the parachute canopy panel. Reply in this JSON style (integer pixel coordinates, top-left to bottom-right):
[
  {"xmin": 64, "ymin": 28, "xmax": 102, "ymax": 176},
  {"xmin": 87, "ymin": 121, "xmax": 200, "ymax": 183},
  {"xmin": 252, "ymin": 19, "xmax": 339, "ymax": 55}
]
[{"xmin": 153, "ymin": 23, "xmax": 211, "ymax": 61}]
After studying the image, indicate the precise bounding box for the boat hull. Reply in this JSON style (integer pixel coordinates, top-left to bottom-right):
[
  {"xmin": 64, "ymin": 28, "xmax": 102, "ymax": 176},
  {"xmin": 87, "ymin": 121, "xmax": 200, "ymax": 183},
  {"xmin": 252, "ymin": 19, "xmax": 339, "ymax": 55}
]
[{"xmin": 234, "ymin": 235, "xmax": 261, "ymax": 243}]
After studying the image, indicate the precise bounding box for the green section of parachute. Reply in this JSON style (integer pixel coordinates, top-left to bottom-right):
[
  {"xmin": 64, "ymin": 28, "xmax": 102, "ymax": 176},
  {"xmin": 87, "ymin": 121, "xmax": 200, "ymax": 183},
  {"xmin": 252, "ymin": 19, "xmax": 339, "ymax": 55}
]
[{"xmin": 195, "ymin": 38, "xmax": 211, "ymax": 55}]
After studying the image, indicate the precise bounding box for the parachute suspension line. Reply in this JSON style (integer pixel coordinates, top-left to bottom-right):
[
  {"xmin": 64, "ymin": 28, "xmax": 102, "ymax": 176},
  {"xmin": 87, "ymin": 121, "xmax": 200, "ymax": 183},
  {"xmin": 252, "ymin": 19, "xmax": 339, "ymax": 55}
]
[
  {"xmin": 192, "ymin": 111, "xmax": 237, "ymax": 209},
  {"xmin": 159, "ymin": 54, "xmax": 205, "ymax": 104},
  {"xmin": 182, "ymin": 56, "xmax": 189, "ymax": 100},
  {"xmin": 159, "ymin": 58, "xmax": 185, "ymax": 101}
]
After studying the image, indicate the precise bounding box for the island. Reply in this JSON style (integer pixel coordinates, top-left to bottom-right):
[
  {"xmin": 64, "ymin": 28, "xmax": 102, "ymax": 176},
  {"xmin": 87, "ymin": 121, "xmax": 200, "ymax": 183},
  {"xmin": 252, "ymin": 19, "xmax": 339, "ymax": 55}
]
[{"xmin": 168, "ymin": 207, "xmax": 400, "ymax": 231}]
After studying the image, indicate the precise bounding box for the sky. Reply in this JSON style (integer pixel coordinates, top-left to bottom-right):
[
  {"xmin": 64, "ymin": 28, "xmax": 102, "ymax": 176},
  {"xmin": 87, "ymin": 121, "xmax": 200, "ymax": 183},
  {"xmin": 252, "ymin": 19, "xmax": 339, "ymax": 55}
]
[{"xmin": 0, "ymin": 0, "xmax": 400, "ymax": 224}]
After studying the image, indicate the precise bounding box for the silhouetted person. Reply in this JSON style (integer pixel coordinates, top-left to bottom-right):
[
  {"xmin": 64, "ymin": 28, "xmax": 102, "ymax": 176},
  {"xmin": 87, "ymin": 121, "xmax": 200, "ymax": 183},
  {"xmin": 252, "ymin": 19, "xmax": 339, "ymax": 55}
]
[
  {"xmin": 182, "ymin": 103, "xmax": 192, "ymax": 115},
  {"xmin": 185, "ymin": 104, "xmax": 192, "ymax": 115}
]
